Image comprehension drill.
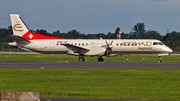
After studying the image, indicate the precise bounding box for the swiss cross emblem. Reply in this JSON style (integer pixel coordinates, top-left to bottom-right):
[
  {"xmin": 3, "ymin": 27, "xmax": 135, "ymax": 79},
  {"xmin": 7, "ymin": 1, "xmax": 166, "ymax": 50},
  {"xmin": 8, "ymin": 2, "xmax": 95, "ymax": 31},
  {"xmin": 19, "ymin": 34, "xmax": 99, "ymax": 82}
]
[{"xmin": 28, "ymin": 34, "xmax": 33, "ymax": 39}]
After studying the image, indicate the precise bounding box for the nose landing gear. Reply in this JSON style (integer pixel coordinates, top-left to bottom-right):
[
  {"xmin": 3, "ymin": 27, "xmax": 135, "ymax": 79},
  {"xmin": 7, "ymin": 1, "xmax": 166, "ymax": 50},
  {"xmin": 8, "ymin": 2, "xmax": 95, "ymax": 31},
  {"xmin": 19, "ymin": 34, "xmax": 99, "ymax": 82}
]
[{"xmin": 158, "ymin": 56, "xmax": 162, "ymax": 62}]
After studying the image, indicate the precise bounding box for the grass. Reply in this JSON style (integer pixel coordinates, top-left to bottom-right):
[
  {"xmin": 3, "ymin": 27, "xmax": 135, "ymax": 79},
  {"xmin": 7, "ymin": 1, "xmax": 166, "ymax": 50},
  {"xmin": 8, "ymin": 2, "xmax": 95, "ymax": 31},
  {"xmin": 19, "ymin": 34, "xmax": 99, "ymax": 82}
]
[
  {"xmin": 0, "ymin": 69, "xmax": 180, "ymax": 100},
  {"xmin": 0, "ymin": 53, "xmax": 180, "ymax": 100},
  {"xmin": 0, "ymin": 53, "xmax": 180, "ymax": 62}
]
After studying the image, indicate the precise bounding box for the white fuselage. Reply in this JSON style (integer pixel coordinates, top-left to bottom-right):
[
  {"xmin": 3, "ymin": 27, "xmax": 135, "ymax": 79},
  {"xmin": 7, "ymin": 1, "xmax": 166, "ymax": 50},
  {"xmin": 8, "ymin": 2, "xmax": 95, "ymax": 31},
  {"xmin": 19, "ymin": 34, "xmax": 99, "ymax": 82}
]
[{"xmin": 18, "ymin": 39, "xmax": 173, "ymax": 56}]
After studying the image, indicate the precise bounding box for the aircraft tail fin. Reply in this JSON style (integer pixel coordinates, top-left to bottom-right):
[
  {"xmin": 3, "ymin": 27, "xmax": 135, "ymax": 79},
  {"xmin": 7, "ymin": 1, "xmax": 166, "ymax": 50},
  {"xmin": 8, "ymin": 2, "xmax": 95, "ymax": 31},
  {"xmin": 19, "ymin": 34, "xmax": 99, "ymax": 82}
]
[
  {"xmin": 10, "ymin": 14, "xmax": 29, "ymax": 37},
  {"xmin": 10, "ymin": 14, "xmax": 65, "ymax": 41}
]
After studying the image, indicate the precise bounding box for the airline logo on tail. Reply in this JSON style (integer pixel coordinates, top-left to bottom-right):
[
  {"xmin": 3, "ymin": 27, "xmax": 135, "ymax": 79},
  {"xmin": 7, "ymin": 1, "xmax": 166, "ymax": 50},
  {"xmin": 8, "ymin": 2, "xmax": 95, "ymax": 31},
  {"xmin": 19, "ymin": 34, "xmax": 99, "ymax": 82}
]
[{"xmin": 13, "ymin": 24, "xmax": 23, "ymax": 32}]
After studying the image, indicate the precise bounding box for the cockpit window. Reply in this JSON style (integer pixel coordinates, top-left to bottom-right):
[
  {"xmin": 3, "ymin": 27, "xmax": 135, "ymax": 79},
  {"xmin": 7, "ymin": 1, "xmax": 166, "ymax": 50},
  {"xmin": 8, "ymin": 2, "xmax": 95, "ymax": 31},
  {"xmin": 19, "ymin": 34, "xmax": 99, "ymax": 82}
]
[
  {"xmin": 153, "ymin": 42, "xmax": 158, "ymax": 45},
  {"xmin": 158, "ymin": 42, "xmax": 164, "ymax": 45},
  {"xmin": 153, "ymin": 42, "xmax": 164, "ymax": 45}
]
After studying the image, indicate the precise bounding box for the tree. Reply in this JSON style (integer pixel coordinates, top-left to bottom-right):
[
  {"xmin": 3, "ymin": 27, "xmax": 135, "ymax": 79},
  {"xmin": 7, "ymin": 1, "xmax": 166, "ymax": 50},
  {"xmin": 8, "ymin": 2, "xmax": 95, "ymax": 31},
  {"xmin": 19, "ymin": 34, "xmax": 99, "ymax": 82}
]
[
  {"xmin": 35, "ymin": 29, "xmax": 50, "ymax": 35},
  {"xmin": 1, "ymin": 24, "xmax": 180, "ymax": 52},
  {"xmin": 0, "ymin": 26, "xmax": 13, "ymax": 42},
  {"xmin": 52, "ymin": 30, "xmax": 61, "ymax": 37},
  {"xmin": 67, "ymin": 29, "xmax": 80, "ymax": 39},
  {"xmin": 144, "ymin": 30, "xmax": 162, "ymax": 41},
  {"xmin": 163, "ymin": 31, "xmax": 180, "ymax": 51},
  {"xmin": 132, "ymin": 23, "xmax": 146, "ymax": 38}
]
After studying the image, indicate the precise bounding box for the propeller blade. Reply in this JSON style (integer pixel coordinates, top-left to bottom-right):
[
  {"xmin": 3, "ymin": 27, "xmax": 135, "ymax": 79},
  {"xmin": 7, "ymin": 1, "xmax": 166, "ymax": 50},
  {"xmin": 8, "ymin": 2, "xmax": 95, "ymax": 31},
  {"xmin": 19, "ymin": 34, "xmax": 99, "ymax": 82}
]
[
  {"xmin": 105, "ymin": 40, "xmax": 108, "ymax": 45},
  {"xmin": 110, "ymin": 41, "xmax": 113, "ymax": 45}
]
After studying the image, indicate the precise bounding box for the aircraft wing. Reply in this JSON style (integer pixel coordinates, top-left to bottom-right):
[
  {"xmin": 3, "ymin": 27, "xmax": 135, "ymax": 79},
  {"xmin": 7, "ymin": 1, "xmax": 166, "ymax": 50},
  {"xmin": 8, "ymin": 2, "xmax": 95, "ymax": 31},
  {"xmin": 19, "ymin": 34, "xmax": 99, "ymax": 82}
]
[
  {"xmin": 10, "ymin": 35, "xmax": 31, "ymax": 43},
  {"xmin": 62, "ymin": 43, "xmax": 90, "ymax": 53}
]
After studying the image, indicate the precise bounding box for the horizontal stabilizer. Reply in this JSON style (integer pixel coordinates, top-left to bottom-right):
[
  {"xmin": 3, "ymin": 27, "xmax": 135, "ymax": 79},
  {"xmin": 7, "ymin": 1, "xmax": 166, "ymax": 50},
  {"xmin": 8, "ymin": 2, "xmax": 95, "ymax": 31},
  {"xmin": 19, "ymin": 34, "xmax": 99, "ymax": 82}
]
[{"xmin": 10, "ymin": 35, "xmax": 31, "ymax": 43}]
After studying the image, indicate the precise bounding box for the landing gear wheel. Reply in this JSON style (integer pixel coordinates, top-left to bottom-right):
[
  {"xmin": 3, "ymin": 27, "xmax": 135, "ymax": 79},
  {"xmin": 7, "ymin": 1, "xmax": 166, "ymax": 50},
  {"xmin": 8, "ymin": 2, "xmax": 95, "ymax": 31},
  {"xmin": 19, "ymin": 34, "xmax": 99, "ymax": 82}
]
[
  {"xmin": 98, "ymin": 56, "xmax": 104, "ymax": 62},
  {"xmin": 79, "ymin": 56, "xmax": 85, "ymax": 62},
  {"xmin": 125, "ymin": 54, "xmax": 129, "ymax": 62},
  {"xmin": 158, "ymin": 56, "xmax": 162, "ymax": 62}
]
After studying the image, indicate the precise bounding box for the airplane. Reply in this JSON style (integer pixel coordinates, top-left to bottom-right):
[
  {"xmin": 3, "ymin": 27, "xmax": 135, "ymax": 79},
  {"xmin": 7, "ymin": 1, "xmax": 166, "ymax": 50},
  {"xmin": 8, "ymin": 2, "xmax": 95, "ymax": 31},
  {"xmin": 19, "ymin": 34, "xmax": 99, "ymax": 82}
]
[{"xmin": 9, "ymin": 14, "xmax": 173, "ymax": 62}]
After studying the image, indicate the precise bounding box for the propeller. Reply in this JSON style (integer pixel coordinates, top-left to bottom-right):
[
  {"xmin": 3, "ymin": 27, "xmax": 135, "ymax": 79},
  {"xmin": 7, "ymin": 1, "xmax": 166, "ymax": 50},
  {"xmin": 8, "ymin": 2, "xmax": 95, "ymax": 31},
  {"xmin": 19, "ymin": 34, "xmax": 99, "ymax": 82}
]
[
  {"xmin": 105, "ymin": 33, "xmax": 113, "ymax": 56},
  {"xmin": 105, "ymin": 40, "xmax": 113, "ymax": 57}
]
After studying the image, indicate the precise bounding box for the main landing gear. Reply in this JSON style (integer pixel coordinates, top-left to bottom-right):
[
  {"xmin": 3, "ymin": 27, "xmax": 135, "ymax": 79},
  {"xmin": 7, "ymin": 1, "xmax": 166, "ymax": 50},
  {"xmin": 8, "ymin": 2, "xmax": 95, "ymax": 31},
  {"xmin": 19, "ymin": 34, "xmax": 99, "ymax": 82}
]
[
  {"xmin": 78, "ymin": 55, "xmax": 163, "ymax": 62},
  {"xmin": 79, "ymin": 55, "xmax": 85, "ymax": 62},
  {"xmin": 98, "ymin": 56, "xmax": 104, "ymax": 62},
  {"xmin": 78, "ymin": 55, "xmax": 104, "ymax": 62}
]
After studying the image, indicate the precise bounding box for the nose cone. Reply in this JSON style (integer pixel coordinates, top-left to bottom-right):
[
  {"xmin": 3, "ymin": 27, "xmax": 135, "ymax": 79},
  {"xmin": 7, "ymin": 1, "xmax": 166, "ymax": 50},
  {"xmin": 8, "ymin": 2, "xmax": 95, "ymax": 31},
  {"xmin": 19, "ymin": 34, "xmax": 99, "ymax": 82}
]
[
  {"xmin": 166, "ymin": 47, "xmax": 173, "ymax": 53},
  {"xmin": 169, "ymin": 48, "xmax": 173, "ymax": 53}
]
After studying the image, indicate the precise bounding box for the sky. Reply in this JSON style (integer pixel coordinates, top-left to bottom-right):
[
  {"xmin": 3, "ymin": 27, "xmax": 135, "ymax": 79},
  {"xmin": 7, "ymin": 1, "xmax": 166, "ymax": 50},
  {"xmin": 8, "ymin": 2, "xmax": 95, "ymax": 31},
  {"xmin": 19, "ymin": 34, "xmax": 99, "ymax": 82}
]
[{"xmin": 0, "ymin": 0, "xmax": 180, "ymax": 35}]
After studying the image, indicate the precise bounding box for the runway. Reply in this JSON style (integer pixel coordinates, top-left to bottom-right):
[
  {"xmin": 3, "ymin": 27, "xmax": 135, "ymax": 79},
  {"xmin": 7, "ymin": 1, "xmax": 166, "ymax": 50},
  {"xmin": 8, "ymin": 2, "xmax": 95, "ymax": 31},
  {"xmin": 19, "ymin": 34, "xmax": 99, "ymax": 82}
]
[
  {"xmin": 1, "ymin": 61, "xmax": 180, "ymax": 101},
  {"xmin": 0, "ymin": 61, "xmax": 180, "ymax": 69}
]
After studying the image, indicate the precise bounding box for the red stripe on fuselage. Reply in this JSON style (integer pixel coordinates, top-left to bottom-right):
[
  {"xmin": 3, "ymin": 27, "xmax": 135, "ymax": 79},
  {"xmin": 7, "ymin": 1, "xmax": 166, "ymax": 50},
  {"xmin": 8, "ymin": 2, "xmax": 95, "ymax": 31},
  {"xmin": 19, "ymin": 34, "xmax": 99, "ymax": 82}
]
[{"xmin": 22, "ymin": 31, "xmax": 65, "ymax": 40}]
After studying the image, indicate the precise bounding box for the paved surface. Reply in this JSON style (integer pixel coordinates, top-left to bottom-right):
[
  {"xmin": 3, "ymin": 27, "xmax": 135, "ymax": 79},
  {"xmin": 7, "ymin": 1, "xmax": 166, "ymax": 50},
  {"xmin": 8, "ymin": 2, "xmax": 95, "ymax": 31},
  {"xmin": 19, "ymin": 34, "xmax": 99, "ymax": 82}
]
[
  {"xmin": 1, "ymin": 61, "xmax": 180, "ymax": 101},
  {"xmin": 0, "ymin": 61, "xmax": 180, "ymax": 69}
]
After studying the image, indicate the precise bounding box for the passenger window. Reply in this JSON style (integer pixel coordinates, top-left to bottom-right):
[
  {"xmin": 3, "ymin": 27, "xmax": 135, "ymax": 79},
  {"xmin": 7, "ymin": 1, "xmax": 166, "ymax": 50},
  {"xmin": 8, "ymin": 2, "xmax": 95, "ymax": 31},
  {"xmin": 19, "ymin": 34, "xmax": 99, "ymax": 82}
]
[{"xmin": 116, "ymin": 43, "xmax": 118, "ymax": 46}]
